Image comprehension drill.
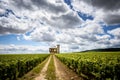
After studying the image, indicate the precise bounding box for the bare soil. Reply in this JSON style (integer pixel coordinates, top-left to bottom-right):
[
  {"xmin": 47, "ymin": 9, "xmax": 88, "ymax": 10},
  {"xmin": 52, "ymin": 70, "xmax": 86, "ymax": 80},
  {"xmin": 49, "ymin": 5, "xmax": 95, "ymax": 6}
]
[
  {"xmin": 34, "ymin": 55, "xmax": 83, "ymax": 80},
  {"xmin": 53, "ymin": 55, "xmax": 83, "ymax": 80},
  {"xmin": 35, "ymin": 56, "xmax": 51, "ymax": 80}
]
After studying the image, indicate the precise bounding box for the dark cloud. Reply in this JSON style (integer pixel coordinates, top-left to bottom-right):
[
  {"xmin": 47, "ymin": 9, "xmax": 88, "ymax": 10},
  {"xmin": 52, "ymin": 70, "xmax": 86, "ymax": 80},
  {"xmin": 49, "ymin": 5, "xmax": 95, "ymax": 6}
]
[
  {"xmin": 2, "ymin": 0, "xmax": 67, "ymax": 14},
  {"xmin": 110, "ymin": 44, "xmax": 120, "ymax": 48},
  {"xmin": 83, "ymin": 0, "xmax": 120, "ymax": 11},
  {"xmin": 74, "ymin": 0, "xmax": 120, "ymax": 11},
  {"xmin": 97, "ymin": 40, "xmax": 111, "ymax": 45},
  {"xmin": 0, "ymin": 16, "xmax": 31, "ymax": 35},
  {"xmin": 26, "ymin": 27, "xmax": 56, "ymax": 42},
  {"xmin": 79, "ymin": 0, "xmax": 120, "ymax": 25},
  {"xmin": 0, "ymin": 25, "xmax": 26, "ymax": 34},
  {"xmin": 104, "ymin": 14, "xmax": 120, "ymax": 25},
  {"xmin": 50, "ymin": 12, "xmax": 82, "ymax": 28},
  {"xmin": 31, "ymin": 0, "xmax": 67, "ymax": 14},
  {"xmin": 41, "ymin": 33, "xmax": 55, "ymax": 42},
  {"xmin": 13, "ymin": 0, "xmax": 33, "ymax": 10},
  {"xmin": 79, "ymin": 34, "xmax": 98, "ymax": 42}
]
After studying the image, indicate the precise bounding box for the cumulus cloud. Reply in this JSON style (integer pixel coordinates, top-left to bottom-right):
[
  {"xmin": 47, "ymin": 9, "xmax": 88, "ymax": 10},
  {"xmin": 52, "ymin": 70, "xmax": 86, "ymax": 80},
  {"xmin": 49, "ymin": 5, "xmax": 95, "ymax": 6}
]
[
  {"xmin": 12, "ymin": 0, "xmax": 34, "ymax": 10},
  {"xmin": 0, "ymin": 0, "xmax": 120, "ymax": 53},
  {"xmin": 67, "ymin": 22, "xmax": 104, "ymax": 42},
  {"xmin": 71, "ymin": 0, "xmax": 94, "ymax": 15},
  {"xmin": 50, "ymin": 11, "xmax": 83, "ymax": 28},
  {"xmin": 75, "ymin": 0, "xmax": 120, "ymax": 12},
  {"xmin": 31, "ymin": 0, "xmax": 68, "ymax": 14},
  {"xmin": 23, "ymin": 25, "xmax": 56, "ymax": 42},
  {"xmin": 103, "ymin": 14, "xmax": 120, "ymax": 25},
  {"xmin": 0, "ymin": 44, "xmax": 49, "ymax": 53},
  {"xmin": 0, "ymin": 8, "xmax": 6, "ymax": 15},
  {"xmin": 71, "ymin": 0, "xmax": 120, "ymax": 25},
  {"xmin": 0, "ymin": 15, "xmax": 35, "ymax": 34},
  {"xmin": 89, "ymin": 0, "xmax": 120, "ymax": 11},
  {"xmin": 0, "ymin": 0, "xmax": 82, "ymax": 35},
  {"xmin": 108, "ymin": 28, "xmax": 120, "ymax": 39}
]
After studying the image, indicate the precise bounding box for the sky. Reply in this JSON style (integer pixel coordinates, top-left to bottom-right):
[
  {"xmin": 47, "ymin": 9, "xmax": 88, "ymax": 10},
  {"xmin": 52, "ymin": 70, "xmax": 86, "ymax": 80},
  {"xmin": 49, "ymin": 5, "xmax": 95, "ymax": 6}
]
[{"xmin": 0, "ymin": 0, "xmax": 120, "ymax": 53}]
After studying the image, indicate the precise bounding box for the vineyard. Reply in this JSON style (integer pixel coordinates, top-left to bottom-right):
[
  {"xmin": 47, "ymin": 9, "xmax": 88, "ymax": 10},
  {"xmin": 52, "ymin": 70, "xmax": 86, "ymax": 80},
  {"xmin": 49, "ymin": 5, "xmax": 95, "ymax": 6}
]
[
  {"xmin": 0, "ymin": 52, "xmax": 120, "ymax": 80},
  {"xmin": 56, "ymin": 52, "xmax": 120, "ymax": 80},
  {"xmin": 0, "ymin": 54, "xmax": 49, "ymax": 80}
]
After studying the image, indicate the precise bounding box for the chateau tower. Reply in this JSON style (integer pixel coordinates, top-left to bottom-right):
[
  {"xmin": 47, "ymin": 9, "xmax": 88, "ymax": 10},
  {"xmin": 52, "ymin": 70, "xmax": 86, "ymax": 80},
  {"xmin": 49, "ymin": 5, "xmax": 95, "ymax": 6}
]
[
  {"xmin": 49, "ymin": 45, "xmax": 60, "ymax": 54},
  {"xmin": 57, "ymin": 45, "xmax": 60, "ymax": 54}
]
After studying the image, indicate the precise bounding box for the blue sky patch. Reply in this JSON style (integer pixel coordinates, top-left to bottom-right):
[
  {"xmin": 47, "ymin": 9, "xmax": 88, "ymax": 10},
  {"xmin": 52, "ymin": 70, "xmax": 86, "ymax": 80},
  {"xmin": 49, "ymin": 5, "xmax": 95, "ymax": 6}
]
[
  {"xmin": 77, "ymin": 11, "xmax": 94, "ymax": 21},
  {"xmin": 0, "ymin": 9, "xmax": 15, "ymax": 17},
  {"xmin": 103, "ymin": 24, "xmax": 120, "ymax": 35},
  {"xmin": 64, "ymin": 0, "xmax": 73, "ymax": 9}
]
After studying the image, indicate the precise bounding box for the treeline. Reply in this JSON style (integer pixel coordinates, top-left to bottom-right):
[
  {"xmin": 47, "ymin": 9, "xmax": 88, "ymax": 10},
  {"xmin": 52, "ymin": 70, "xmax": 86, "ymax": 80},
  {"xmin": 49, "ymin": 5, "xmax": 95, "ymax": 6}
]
[
  {"xmin": 82, "ymin": 48, "xmax": 120, "ymax": 52},
  {"xmin": 0, "ymin": 54, "xmax": 49, "ymax": 80}
]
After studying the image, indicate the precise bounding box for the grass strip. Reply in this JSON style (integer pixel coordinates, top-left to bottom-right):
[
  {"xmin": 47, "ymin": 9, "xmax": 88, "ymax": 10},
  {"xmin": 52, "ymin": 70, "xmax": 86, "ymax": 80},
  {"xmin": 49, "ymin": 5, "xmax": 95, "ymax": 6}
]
[
  {"xmin": 18, "ymin": 56, "xmax": 50, "ymax": 80},
  {"xmin": 46, "ymin": 55, "xmax": 56, "ymax": 80}
]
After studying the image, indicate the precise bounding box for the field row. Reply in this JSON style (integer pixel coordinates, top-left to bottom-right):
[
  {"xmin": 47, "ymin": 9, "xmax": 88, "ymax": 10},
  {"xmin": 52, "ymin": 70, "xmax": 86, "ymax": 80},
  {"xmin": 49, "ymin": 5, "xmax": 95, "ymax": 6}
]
[
  {"xmin": 56, "ymin": 52, "xmax": 120, "ymax": 80},
  {"xmin": 0, "ymin": 54, "xmax": 49, "ymax": 80}
]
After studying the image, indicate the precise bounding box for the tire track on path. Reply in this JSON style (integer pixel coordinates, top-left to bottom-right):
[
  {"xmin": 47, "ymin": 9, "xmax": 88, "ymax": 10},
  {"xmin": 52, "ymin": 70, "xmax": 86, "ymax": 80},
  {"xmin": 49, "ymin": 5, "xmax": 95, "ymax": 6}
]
[
  {"xmin": 54, "ymin": 55, "xmax": 83, "ymax": 80},
  {"xmin": 35, "ymin": 55, "xmax": 51, "ymax": 80}
]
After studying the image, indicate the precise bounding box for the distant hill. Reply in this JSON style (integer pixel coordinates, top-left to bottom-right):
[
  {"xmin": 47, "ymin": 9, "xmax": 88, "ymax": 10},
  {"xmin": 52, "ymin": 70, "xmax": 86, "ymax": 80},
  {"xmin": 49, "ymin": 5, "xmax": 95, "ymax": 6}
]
[{"xmin": 81, "ymin": 48, "xmax": 120, "ymax": 52}]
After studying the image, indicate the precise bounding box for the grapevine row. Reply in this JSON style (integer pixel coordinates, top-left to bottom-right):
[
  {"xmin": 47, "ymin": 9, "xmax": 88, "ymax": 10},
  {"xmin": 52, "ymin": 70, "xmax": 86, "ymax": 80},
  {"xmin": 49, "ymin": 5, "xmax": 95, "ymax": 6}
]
[
  {"xmin": 0, "ymin": 54, "xmax": 49, "ymax": 80},
  {"xmin": 56, "ymin": 52, "xmax": 120, "ymax": 80}
]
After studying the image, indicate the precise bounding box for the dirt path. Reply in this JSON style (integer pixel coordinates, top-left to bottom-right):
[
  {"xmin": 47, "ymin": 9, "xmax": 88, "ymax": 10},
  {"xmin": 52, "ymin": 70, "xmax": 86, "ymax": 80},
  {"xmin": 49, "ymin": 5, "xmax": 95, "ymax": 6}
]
[
  {"xmin": 34, "ymin": 55, "xmax": 83, "ymax": 80},
  {"xmin": 35, "ymin": 55, "xmax": 51, "ymax": 80},
  {"xmin": 53, "ymin": 55, "xmax": 83, "ymax": 80}
]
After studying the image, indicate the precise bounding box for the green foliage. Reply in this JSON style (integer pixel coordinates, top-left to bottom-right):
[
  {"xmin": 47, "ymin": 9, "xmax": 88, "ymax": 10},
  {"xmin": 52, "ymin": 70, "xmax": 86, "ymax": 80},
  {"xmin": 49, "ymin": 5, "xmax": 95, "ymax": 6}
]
[
  {"xmin": 0, "ymin": 54, "xmax": 49, "ymax": 80},
  {"xmin": 56, "ymin": 52, "xmax": 120, "ymax": 80},
  {"xmin": 46, "ymin": 55, "xmax": 56, "ymax": 80}
]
